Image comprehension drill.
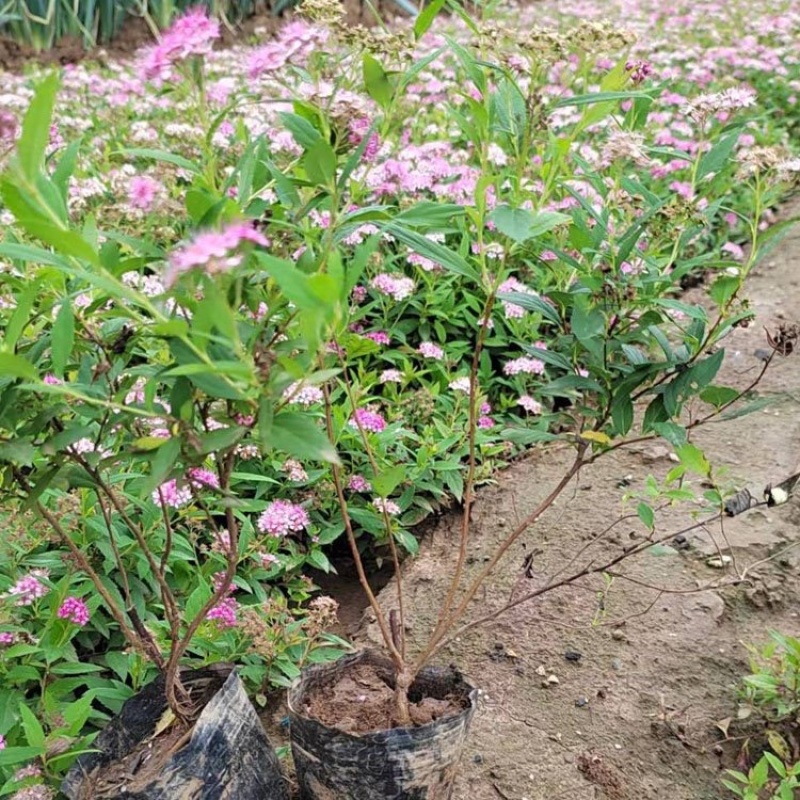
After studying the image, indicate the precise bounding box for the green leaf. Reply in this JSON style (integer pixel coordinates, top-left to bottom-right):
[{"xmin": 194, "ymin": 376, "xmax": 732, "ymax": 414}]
[
  {"xmin": 120, "ymin": 147, "xmax": 200, "ymax": 174},
  {"xmin": 700, "ymin": 385, "xmax": 738, "ymax": 413},
  {"xmin": 256, "ymin": 253, "xmax": 326, "ymax": 312},
  {"xmin": 15, "ymin": 72, "xmax": 60, "ymax": 182},
  {"xmin": 413, "ymin": 0, "xmax": 446, "ymax": 39},
  {"xmin": 306, "ymin": 549, "xmax": 333, "ymax": 572},
  {"xmin": 0, "ymin": 439, "xmax": 35, "ymax": 465},
  {"xmin": 676, "ymin": 443, "xmax": 710, "ymax": 477},
  {"xmin": 501, "ymin": 292, "xmax": 561, "ymax": 324},
  {"xmin": 279, "ymin": 112, "xmax": 322, "ymax": 149},
  {"xmin": 372, "ymin": 466, "xmax": 406, "ymax": 498},
  {"xmin": 393, "ymin": 527, "xmax": 419, "ymax": 555},
  {"xmin": 51, "ymin": 298, "xmax": 75, "ymax": 377},
  {"xmin": 637, "ymin": 502, "xmax": 655, "ymax": 530},
  {"xmin": 363, "ymin": 53, "xmax": 393, "ymax": 110},
  {"xmin": 709, "ymin": 275, "xmax": 740, "ymax": 308},
  {"xmin": 0, "ymin": 353, "xmax": 38, "ymax": 381},
  {"xmin": 270, "ymin": 412, "xmax": 339, "ymax": 464},
  {"xmin": 3, "ymin": 282, "xmax": 37, "ymax": 351},
  {"xmin": 303, "ymin": 139, "xmax": 337, "ymax": 187},
  {"xmin": 489, "ymin": 205, "xmax": 571, "ymax": 243},
  {"xmin": 394, "ymin": 202, "xmax": 465, "ymax": 227},
  {"xmin": 140, "ymin": 437, "xmax": 181, "ymax": 498},
  {"xmin": 18, "ymin": 703, "xmax": 46, "ymax": 750},
  {"xmin": 697, "ymin": 127, "xmax": 742, "ymax": 181},
  {"xmin": 0, "ymin": 747, "xmax": 45, "ymax": 766},
  {"xmin": 571, "ymin": 303, "xmax": 605, "ymax": 344},
  {"xmin": 384, "ymin": 223, "xmax": 478, "ymax": 279},
  {"xmin": 611, "ymin": 395, "xmax": 633, "ymax": 436}
]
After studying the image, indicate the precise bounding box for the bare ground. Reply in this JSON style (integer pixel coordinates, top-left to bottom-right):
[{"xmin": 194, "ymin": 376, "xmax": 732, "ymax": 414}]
[{"xmin": 349, "ymin": 200, "xmax": 800, "ymax": 800}]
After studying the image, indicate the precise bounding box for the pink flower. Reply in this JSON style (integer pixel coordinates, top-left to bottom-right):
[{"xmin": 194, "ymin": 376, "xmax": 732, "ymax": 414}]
[
  {"xmin": 669, "ymin": 181, "xmax": 694, "ymax": 201},
  {"xmin": 518, "ymin": 395, "xmax": 542, "ymax": 414},
  {"xmin": 258, "ymin": 552, "xmax": 279, "ymax": 569},
  {"xmin": 207, "ymin": 597, "xmax": 238, "ymax": 628},
  {"xmin": 165, "ymin": 223, "xmax": 268, "ymax": 286},
  {"xmin": 418, "ymin": 342, "xmax": 445, "ymax": 360},
  {"xmin": 0, "ymin": 632, "xmax": 16, "ymax": 645},
  {"xmin": 0, "ymin": 734, "xmax": 4, "ymax": 751},
  {"xmin": 722, "ymin": 241, "xmax": 745, "ymax": 260},
  {"xmin": 370, "ymin": 273, "xmax": 415, "ymax": 301},
  {"xmin": 349, "ymin": 408, "xmax": 387, "ymax": 434},
  {"xmin": 152, "ymin": 479, "xmax": 192, "ymax": 509},
  {"xmin": 258, "ymin": 500, "xmax": 310, "ymax": 537},
  {"xmin": 380, "ymin": 369, "xmax": 403, "ymax": 384},
  {"xmin": 139, "ymin": 7, "xmax": 220, "ymax": 82},
  {"xmin": 43, "ymin": 374, "xmax": 62, "ymax": 385},
  {"xmin": 372, "ymin": 498, "xmax": 401, "ymax": 515},
  {"xmin": 282, "ymin": 459, "xmax": 308, "ymax": 482},
  {"xmin": 248, "ymin": 43, "xmax": 287, "ymax": 78},
  {"xmin": 58, "ymin": 597, "xmax": 90, "ymax": 626},
  {"xmin": 347, "ymin": 474, "xmax": 371, "ymax": 492},
  {"xmin": 187, "ymin": 467, "xmax": 219, "ymax": 490},
  {"xmin": 503, "ymin": 357, "xmax": 545, "ymax": 376},
  {"xmin": 5, "ymin": 571, "xmax": 49, "ymax": 606},
  {"xmin": 364, "ymin": 331, "xmax": 391, "ymax": 346},
  {"xmin": 449, "ymin": 377, "xmax": 472, "ymax": 393},
  {"xmin": 477, "ymin": 416, "xmax": 495, "ymax": 429},
  {"xmin": 127, "ymin": 175, "xmax": 163, "ymax": 211},
  {"xmin": 282, "ymin": 381, "xmax": 324, "ymax": 407}
]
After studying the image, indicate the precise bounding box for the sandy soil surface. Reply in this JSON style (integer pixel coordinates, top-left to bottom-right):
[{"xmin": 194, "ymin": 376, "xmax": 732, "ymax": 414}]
[{"xmin": 348, "ymin": 199, "xmax": 800, "ymax": 800}]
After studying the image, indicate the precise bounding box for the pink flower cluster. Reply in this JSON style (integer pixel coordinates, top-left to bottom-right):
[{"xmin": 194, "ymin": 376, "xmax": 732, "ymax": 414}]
[
  {"xmin": 282, "ymin": 459, "xmax": 308, "ymax": 482},
  {"xmin": 503, "ymin": 356, "xmax": 545, "ymax": 376},
  {"xmin": 165, "ymin": 223, "xmax": 268, "ymax": 287},
  {"xmin": 207, "ymin": 597, "xmax": 238, "ymax": 628},
  {"xmin": 372, "ymin": 498, "xmax": 401, "ymax": 515},
  {"xmin": 349, "ymin": 408, "xmax": 387, "ymax": 434},
  {"xmin": 127, "ymin": 175, "xmax": 163, "ymax": 212},
  {"xmin": 418, "ymin": 342, "xmax": 445, "ymax": 360},
  {"xmin": 370, "ymin": 273, "xmax": 415, "ymax": 301},
  {"xmin": 5, "ymin": 571, "xmax": 49, "ymax": 606},
  {"xmin": 248, "ymin": 20, "xmax": 326, "ymax": 78},
  {"xmin": 282, "ymin": 381, "xmax": 324, "ymax": 407},
  {"xmin": 258, "ymin": 500, "xmax": 310, "ymax": 537},
  {"xmin": 152, "ymin": 468, "xmax": 219, "ymax": 509},
  {"xmin": 140, "ymin": 8, "xmax": 220, "ymax": 82},
  {"xmin": 518, "ymin": 395, "xmax": 543, "ymax": 414},
  {"xmin": 380, "ymin": 369, "xmax": 403, "ymax": 384},
  {"xmin": 347, "ymin": 474, "xmax": 372, "ymax": 492},
  {"xmin": 58, "ymin": 597, "xmax": 90, "ymax": 627}
]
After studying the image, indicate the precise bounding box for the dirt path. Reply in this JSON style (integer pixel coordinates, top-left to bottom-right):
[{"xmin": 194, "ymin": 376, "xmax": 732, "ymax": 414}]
[{"xmin": 357, "ymin": 202, "xmax": 800, "ymax": 799}]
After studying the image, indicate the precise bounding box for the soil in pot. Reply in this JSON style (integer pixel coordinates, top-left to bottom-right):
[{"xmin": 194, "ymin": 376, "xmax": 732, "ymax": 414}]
[
  {"xmin": 289, "ymin": 650, "xmax": 477, "ymax": 800},
  {"xmin": 304, "ymin": 661, "xmax": 468, "ymax": 733},
  {"xmin": 63, "ymin": 664, "xmax": 289, "ymax": 800}
]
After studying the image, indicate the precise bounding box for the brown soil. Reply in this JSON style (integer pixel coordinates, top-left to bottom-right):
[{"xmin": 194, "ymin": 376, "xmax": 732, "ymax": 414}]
[
  {"xmin": 303, "ymin": 662, "xmax": 466, "ymax": 733},
  {"xmin": 351, "ymin": 201, "xmax": 800, "ymax": 799}
]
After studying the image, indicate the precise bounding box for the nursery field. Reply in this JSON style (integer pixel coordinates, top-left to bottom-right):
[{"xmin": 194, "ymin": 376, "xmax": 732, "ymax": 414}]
[{"xmin": 0, "ymin": 0, "xmax": 798, "ymax": 797}]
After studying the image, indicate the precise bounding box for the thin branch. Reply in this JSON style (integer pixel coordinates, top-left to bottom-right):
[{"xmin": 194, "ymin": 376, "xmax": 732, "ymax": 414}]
[
  {"xmin": 414, "ymin": 443, "xmax": 588, "ymax": 670},
  {"xmin": 322, "ymin": 385, "xmax": 403, "ymax": 668},
  {"xmin": 335, "ymin": 353, "xmax": 407, "ymax": 658}
]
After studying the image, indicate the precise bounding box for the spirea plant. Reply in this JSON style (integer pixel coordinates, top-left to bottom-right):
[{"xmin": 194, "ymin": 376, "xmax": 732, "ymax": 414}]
[{"xmin": 0, "ymin": 0, "xmax": 797, "ymax": 790}]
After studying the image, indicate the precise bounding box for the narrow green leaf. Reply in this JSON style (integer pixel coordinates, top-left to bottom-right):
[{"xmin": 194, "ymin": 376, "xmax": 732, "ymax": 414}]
[
  {"xmin": 51, "ymin": 298, "xmax": 75, "ymax": 377},
  {"xmin": 676, "ymin": 443, "xmax": 710, "ymax": 477},
  {"xmin": 384, "ymin": 223, "xmax": 478, "ymax": 279},
  {"xmin": 15, "ymin": 72, "xmax": 60, "ymax": 181},
  {"xmin": 303, "ymin": 139, "xmax": 337, "ymax": 187},
  {"xmin": 372, "ymin": 466, "xmax": 406, "ymax": 498},
  {"xmin": 413, "ymin": 0, "xmax": 446, "ymax": 39},
  {"xmin": 637, "ymin": 501, "xmax": 655, "ymax": 530}
]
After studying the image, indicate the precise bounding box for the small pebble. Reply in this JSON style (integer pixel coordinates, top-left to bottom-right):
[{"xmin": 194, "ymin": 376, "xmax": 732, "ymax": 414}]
[
  {"xmin": 611, "ymin": 659, "xmax": 622, "ymax": 671},
  {"xmin": 547, "ymin": 675, "xmax": 560, "ymax": 686},
  {"xmin": 564, "ymin": 650, "xmax": 582, "ymax": 662},
  {"xmin": 707, "ymin": 555, "xmax": 732, "ymax": 569},
  {"xmin": 535, "ymin": 665, "xmax": 547, "ymax": 677},
  {"xmin": 575, "ymin": 697, "xmax": 588, "ymax": 707},
  {"xmin": 472, "ymin": 754, "xmax": 483, "ymax": 764},
  {"xmin": 611, "ymin": 628, "xmax": 625, "ymax": 641}
]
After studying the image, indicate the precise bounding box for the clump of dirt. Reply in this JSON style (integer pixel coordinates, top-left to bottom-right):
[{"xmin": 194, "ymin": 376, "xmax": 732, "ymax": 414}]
[{"xmin": 303, "ymin": 663, "xmax": 466, "ymax": 734}]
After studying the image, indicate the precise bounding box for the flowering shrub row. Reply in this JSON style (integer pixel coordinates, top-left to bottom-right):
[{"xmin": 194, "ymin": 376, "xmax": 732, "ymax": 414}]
[{"xmin": 0, "ymin": 0, "xmax": 797, "ymax": 792}]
